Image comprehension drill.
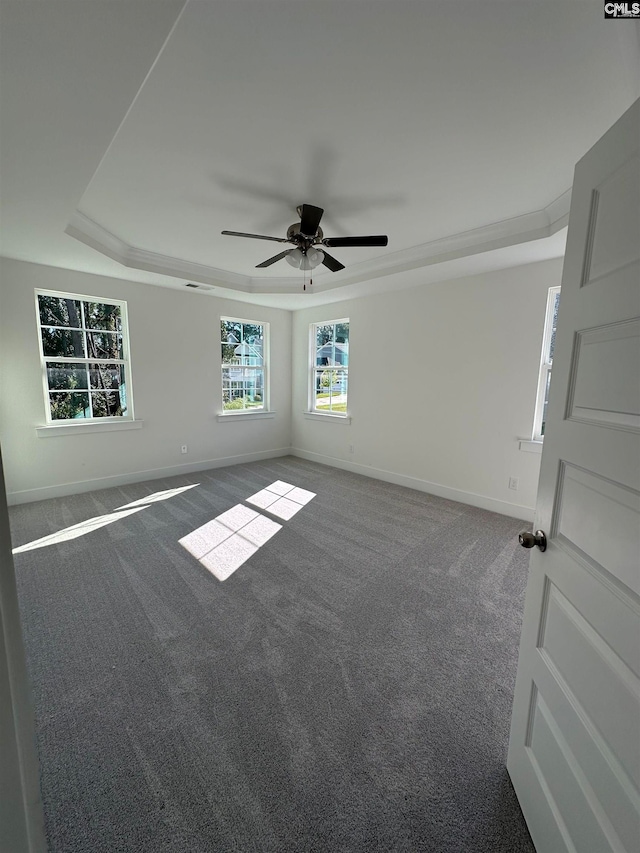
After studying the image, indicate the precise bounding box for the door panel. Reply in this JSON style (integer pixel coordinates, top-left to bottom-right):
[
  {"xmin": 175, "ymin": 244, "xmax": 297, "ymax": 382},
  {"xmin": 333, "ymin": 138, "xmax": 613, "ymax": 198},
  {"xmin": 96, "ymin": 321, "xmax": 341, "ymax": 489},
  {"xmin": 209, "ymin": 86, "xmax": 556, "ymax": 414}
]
[
  {"xmin": 567, "ymin": 320, "xmax": 640, "ymax": 431},
  {"xmin": 555, "ymin": 462, "xmax": 640, "ymax": 594}
]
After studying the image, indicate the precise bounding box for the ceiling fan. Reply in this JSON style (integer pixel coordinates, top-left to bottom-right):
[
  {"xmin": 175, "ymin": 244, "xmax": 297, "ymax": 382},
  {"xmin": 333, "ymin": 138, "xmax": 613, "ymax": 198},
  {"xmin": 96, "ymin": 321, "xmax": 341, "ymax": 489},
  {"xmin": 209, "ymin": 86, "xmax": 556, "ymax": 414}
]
[{"xmin": 221, "ymin": 204, "xmax": 388, "ymax": 272}]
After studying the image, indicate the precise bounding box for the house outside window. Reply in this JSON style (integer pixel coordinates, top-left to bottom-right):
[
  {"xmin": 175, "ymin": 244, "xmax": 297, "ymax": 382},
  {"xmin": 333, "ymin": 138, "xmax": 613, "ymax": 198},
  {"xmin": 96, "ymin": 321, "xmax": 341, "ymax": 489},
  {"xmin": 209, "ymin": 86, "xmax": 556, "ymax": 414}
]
[
  {"xmin": 310, "ymin": 320, "xmax": 349, "ymax": 415},
  {"xmin": 36, "ymin": 290, "xmax": 133, "ymax": 422},
  {"xmin": 532, "ymin": 286, "xmax": 561, "ymax": 440},
  {"xmin": 221, "ymin": 318, "xmax": 267, "ymax": 412}
]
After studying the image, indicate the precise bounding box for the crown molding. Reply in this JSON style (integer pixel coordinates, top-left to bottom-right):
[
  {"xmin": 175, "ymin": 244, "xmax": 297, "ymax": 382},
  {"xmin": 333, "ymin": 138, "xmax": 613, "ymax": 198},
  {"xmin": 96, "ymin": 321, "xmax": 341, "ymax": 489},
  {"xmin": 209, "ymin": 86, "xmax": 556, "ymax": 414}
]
[
  {"xmin": 65, "ymin": 212, "xmax": 252, "ymax": 290},
  {"xmin": 66, "ymin": 189, "xmax": 571, "ymax": 295}
]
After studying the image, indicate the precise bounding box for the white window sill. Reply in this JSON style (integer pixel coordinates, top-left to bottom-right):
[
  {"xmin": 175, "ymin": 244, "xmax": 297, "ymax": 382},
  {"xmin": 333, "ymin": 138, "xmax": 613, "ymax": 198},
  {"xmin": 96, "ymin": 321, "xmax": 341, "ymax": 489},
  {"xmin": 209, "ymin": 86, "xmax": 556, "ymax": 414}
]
[
  {"xmin": 519, "ymin": 439, "xmax": 543, "ymax": 454},
  {"xmin": 36, "ymin": 419, "xmax": 143, "ymax": 438},
  {"xmin": 303, "ymin": 412, "xmax": 352, "ymax": 424},
  {"xmin": 217, "ymin": 411, "xmax": 275, "ymax": 422}
]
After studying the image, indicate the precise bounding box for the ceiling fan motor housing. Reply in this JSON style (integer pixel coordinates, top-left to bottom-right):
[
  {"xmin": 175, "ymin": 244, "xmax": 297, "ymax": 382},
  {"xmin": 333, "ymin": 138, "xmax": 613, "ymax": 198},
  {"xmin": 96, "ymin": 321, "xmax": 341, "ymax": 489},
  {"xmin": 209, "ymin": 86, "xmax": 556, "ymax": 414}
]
[{"xmin": 287, "ymin": 222, "xmax": 323, "ymax": 244}]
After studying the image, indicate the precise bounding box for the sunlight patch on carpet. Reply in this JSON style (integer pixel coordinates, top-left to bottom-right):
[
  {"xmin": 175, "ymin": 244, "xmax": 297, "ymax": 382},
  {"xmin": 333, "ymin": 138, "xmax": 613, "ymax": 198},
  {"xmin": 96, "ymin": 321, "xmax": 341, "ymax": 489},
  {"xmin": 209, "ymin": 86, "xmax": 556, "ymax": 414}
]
[
  {"xmin": 115, "ymin": 483, "xmax": 199, "ymax": 510},
  {"xmin": 12, "ymin": 484, "xmax": 201, "ymax": 554},
  {"xmin": 246, "ymin": 481, "xmax": 316, "ymax": 520},
  {"xmin": 179, "ymin": 505, "xmax": 282, "ymax": 581},
  {"xmin": 12, "ymin": 506, "xmax": 147, "ymax": 553}
]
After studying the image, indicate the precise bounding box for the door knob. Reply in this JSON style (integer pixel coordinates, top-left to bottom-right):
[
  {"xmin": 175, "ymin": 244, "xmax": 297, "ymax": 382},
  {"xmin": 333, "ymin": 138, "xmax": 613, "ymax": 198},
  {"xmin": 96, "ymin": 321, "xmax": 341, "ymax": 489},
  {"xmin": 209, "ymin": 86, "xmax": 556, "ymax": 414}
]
[{"xmin": 519, "ymin": 530, "xmax": 547, "ymax": 552}]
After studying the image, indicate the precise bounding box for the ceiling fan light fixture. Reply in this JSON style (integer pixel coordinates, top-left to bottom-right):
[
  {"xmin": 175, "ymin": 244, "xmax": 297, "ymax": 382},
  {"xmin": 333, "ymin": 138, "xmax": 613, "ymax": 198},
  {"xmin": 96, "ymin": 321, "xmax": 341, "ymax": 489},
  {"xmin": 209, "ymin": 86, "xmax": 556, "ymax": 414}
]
[
  {"xmin": 286, "ymin": 248, "xmax": 304, "ymax": 268},
  {"xmin": 286, "ymin": 247, "xmax": 324, "ymax": 270},
  {"xmin": 305, "ymin": 247, "xmax": 324, "ymax": 269}
]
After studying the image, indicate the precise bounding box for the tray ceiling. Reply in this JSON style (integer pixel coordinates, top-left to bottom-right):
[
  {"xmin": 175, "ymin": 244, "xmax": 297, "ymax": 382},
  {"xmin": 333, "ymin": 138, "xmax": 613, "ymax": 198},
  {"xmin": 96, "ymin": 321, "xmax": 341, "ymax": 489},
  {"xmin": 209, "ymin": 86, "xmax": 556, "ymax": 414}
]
[{"xmin": 1, "ymin": 1, "xmax": 638, "ymax": 308}]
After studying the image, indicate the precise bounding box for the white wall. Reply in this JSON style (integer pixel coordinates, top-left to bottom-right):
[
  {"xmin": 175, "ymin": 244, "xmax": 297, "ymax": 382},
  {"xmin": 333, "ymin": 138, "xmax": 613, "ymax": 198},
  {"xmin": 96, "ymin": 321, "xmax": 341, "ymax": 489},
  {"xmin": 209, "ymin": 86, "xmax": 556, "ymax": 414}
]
[
  {"xmin": 0, "ymin": 258, "xmax": 292, "ymax": 503},
  {"xmin": 291, "ymin": 258, "xmax": 564, "ymax": 520},
  {"xmin": 1, "ymin": 255, "xmax": 562, "ymax": 517}
]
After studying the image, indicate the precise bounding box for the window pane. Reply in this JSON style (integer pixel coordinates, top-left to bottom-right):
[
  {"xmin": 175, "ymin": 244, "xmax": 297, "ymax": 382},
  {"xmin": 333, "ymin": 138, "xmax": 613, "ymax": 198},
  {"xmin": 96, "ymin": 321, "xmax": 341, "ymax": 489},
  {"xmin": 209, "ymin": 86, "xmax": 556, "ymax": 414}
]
[
  {"xmin": 49, "ymin": 391, "xmax": 90, "ymax": 420},
  {"xmin": 221, "ymin": 343, "xmax": 238, "ymax": 364},
  {"xmin": 315, "ymin": 324, "xmax": 333, "ymax": 346},
  {"xmin": 41, "ymin": 328, "xmax": 86, "ymax": 358},
  {"xmin": 84, "ymin": 301, "xmax": 122, "ymax": 332},
  {"xmin": 221, "ymin": 319, "xmax": 241, "ymax": 344},
  {"xmin": 88, "ymin": 363, "xmax": 125, "ymax": 391},
  {"xmin": 316, "ymin": 342, "xmax": 333, "ymax": 366},
  {"xmin": 86, "ymin": 331, "xmax": 123, "ymax": 360},
  {"xmin": 38, "ymin": 295, "xmax": 82, "ymax": 328},
  {"xmin": 541, "ymin": 369, "xmax": 552, "ymax": 436},
  {"xmin": 91, "ymin": 391, "xmax": 124, "ymax": 418},
  {"xmin": 242, "ymin": 322, "xmax": 263, "ymax": 343},
  {"xmin": 335, "ymin": 322, "xmax": 349, "ymax": 345},
  {"xmin": 46, "ymin": 363, "xmax": 88, "ymax": 390}
]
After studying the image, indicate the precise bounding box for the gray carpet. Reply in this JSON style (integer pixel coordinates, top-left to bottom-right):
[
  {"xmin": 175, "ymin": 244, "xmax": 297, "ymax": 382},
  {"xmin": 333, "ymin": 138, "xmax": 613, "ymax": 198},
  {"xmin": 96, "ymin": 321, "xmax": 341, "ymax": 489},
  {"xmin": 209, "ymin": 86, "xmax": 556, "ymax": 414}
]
[{"xmin": 10, "ymin": 456, "xmax": 535, "ymax": 852}]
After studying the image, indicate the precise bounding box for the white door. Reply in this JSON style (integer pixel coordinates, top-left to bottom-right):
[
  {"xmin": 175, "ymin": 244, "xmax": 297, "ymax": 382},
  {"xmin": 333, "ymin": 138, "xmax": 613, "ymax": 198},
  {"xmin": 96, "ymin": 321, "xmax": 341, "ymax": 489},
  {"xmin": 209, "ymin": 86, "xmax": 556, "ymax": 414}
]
[{"xmin": 507, "ymin": 98, "xmax": 640, "ymax": 853}]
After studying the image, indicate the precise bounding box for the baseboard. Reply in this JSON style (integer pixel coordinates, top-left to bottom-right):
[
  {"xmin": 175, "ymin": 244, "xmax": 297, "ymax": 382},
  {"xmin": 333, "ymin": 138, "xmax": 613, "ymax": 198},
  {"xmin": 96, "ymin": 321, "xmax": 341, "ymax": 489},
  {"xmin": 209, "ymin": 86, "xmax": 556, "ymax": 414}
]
[
  {"xmin": 291, "ymin": 447, "xmax": 535, "ymax": 521},
  {"xmin": 6, "ymin": 448, "xmax": 292, "ymax": 506}
]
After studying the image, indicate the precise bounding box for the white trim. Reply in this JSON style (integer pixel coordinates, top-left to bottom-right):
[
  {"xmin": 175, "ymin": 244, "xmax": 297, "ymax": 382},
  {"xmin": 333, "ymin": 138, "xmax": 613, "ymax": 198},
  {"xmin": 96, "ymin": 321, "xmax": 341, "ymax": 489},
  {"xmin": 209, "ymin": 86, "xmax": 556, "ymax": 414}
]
[
  {"xmin": 217, "ymin": 411, "xmax": 275, "ymax": 422},
  {"xmin": 65, "ymin": 212, "xmax": 251, "ymax": 290},
  {"xmin": 65, "ymin": 192, "xmax": 572, "ymax": 296},
  {"xmin": 0, "ymin": 453, "xmax": 47, "ymax": 852},
  {"xmin": 291, "ymin": 447, "xmax": 535, "ymax": 521},
  {"xmin": 5, "ymin": 447, "xmax": 292, "ymax": 506},
  {"xmin": 519, "ymin": 439, "xmax": 543, "ymax": 454},
  {"xmin": 36, "ymin": 419, "xmax": 143, "ymax": 438},
  {"xmin": 302, "ymin": 412, "xmax": 351, "ymax": 424}
]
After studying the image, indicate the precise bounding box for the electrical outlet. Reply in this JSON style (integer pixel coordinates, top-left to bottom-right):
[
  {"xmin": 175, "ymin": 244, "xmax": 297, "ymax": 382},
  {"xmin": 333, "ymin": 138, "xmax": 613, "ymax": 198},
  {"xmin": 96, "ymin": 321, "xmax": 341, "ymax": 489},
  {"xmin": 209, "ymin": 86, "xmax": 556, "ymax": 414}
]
[
  {"xmin": 348, "ymin": 444, "xmax": 354, "ymax": 454},
  {"xmin": 509, "ymin": 477, "xmax": 519, "ymax": 490},
  {"xmin": 181, "ymin": 445, "xmax": 188, "ymax": 454}
]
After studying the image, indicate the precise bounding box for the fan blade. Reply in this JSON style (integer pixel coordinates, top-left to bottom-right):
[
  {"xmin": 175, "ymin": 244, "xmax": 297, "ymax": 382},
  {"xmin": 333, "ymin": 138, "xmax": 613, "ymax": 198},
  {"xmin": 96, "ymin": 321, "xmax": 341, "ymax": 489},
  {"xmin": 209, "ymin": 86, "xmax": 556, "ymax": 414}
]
[
  {"xmin": 221, "ymin": 230, "xmax": 289, "ymax": 243},
  {"xmin": 321, "ymin": 251, "xmax": 345, "ymax": 272},
  {"xmin": 255, "ymin": 250, "xmax": 294, "ymax": 268},
  {"xmin": 299, "ymin": 204, "xmax": 324, "ymax": 237},
  {"xmin": 322, "ymin": 235, "xmax": 388, "ymax": 247}
]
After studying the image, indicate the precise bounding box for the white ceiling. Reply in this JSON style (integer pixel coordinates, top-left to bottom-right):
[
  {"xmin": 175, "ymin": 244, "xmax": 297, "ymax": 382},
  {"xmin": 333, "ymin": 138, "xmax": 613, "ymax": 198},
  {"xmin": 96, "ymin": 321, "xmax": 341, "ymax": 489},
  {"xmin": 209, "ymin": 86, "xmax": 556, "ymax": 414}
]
[{"xmin": 1, "ymin": 1, "xmax": 638, "ymax": 310}]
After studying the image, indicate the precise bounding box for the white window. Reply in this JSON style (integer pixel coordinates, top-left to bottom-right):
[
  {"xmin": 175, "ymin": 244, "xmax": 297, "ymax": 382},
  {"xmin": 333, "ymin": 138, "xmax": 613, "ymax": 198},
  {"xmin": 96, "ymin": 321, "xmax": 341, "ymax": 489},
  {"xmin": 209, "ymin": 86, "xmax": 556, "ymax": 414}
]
[
  {"xmin": 532, "ymin": 286, "xmax": 561, "ymax": 440},
  {"xmin": 221, "ymin": 318, "xmax": 267, "ymax": 412},
  {"xmin": 310, "ymin": 319, "xmax": 349, "ymax": 415},
  {"xmin": 36, "ymin": 290, "xmax": 133, "ymax": 422}
]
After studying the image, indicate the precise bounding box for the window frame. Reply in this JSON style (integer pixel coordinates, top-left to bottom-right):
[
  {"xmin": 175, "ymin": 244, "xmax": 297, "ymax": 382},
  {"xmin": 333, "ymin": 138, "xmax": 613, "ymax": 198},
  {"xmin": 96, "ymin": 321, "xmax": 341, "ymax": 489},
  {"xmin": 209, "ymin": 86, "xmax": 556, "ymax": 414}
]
[
  {"xmin": 309, "ymin": 318, "xmax": 350, "ymax": 418},
  {"xmin": 219, "ymin": 316, "xmax": 269, "ymax": 415},
  {"xmin": 35, "ymin": 289, "xmax": 134, "ymax": 425},
  {"xmin": 532, "ymin": 286, "xmax": 561, "ymax": 441}
]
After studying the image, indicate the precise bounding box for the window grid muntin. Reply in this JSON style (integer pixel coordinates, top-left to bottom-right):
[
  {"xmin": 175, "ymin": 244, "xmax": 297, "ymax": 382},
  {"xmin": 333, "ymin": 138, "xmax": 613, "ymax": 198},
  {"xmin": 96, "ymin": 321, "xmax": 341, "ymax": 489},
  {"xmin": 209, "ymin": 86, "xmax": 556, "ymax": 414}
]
[{"xmin": 36, "ymin": 290, "xmax": 133, "ymax": 423}]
